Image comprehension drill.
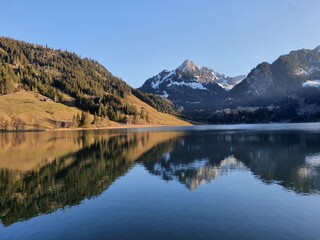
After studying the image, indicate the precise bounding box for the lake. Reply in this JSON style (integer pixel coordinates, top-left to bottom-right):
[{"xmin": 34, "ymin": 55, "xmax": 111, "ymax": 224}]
[{"xmin": 1, "ymin": 123, "xmax": 320, "ymax": 240}]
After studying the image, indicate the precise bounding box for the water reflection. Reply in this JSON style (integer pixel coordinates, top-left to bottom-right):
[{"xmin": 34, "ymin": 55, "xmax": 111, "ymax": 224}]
[
  {"xmin": 0, "ymin": 131, "xmax": 181, "ymax": 226},
  {"xmin": 1, "ymin": 129, "xmax": 320, "ymax": 226},
  {"xmin": 146, "ymin": 154, "xmax": 247, "ymax": 190},
  {"xmin": 142, "ymin": 131, "xmax": 320, "ymax": 193}
]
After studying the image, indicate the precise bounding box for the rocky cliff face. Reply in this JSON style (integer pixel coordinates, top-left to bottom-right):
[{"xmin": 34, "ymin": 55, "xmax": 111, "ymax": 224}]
[{"xmin": 231, "ymin": 46, "xmax": 320, "ymax": 100}]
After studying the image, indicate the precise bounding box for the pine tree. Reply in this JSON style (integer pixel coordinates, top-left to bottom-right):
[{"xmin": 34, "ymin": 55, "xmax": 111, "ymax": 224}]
[
  {"xmin": 80, "ymin": 111, "xmax": 90, "ymax": 128},
  {"xmin": 73, "ymin": 115, "xmax": 79, "ymax": 128},
  {"xmin": 140, "ymin": 107, "xmax": 145, "ymax": 119},
  {"xmin": 73, "ymin": 113, "xmax": 81, "ymax": 128},
  {"xmin": 146, "ymin": 112, "xmax": 150, "ymax": 123},
  {"xmin": 93, "ymin": 112, "xmax": 99, "ymax": 125}
]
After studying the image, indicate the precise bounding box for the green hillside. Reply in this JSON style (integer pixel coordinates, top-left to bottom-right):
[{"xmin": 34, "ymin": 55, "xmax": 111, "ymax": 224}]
[{"xmin": 0, "ymin": 37, "xmax": 178, "ymax": 125}]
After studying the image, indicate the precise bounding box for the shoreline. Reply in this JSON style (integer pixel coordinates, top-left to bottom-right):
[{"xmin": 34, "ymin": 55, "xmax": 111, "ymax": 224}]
[
  {"xmin": 3, "ymin": 121, "xmax": 320, "ymax": 134},
  {"xmin": 48, "ymin": 124, "xmax": 175, "ymax": 132},
  {"xmin": 0, "ymin": 124, "xmax": 189, "ymax": 133}
]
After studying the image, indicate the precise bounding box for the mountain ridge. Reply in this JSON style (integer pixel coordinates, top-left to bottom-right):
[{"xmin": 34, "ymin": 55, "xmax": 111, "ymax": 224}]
[
  {"xmin": 230, "ymin": 45, "xmax": 320, "ymax": 100},
  {"xmin": 140, "ymin": 46, "xmax": 320, "ymax": 122},
  {"xmin": 139, "ymin": 60, "xmax": 245, "ymax": 109}
]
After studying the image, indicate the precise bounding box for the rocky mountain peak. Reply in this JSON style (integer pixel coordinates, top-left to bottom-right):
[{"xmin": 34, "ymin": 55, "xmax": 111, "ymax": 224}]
[
  {"xmin": 138, "ymin": 59, "xmax": 246, "ymax": 109},
  {"xmin": 177, "ymin": 60, "xmax": 198, "ymax": 73},
  {"xmin": 176, "ymin": 60, "xmax": 221, "ymax": 84}
]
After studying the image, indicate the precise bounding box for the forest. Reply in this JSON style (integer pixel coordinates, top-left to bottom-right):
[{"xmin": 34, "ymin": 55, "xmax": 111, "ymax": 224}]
[{"xmin": 0, "ymin": 37, "xmax": 177, "ymax": 124}]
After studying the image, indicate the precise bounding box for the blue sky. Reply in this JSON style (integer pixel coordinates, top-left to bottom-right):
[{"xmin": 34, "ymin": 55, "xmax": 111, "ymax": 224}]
[{"xmin": 1, "ymin": 0, "xmax": 320, "ymax": 87}]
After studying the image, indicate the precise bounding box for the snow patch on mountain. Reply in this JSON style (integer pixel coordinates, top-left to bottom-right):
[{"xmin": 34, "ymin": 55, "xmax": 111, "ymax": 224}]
[
  {"xmin": 161, "ymin": 91, "xmax": 169, "ymax": 98},
  {"xmin": 151, "ymin": 70, "xmax": 175, "ymax": 89},
  {"xmin": 295, "ymin": 66, "xmax": 320, "ymax": 76},
  {"xmin": 151, "ymin": 78, "xmax": 161, "ymax": 89},
  {"xmin": 215, "ymin": 75, "xmax": 246, "ymax": 90},
  {"xmin": 167, "ymin": 81, "xmax": 208, "ymax": 90}
]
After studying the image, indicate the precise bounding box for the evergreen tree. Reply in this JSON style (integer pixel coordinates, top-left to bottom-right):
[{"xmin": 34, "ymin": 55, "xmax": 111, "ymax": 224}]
[
  {"xmin": 93, "ymin": 112, "xmax": 99, "ymax": 125},
  {"xmin": 80, "ymin": 111, "xmax": 90, "ymax": 128},
  {"xmin": 73, "ymin": 115, "xmax": 79, "ymax": 128},
  {"xmin": 146, "ymin": 112, "xmax": 150, "ymax": 123},
  {"xmin": 140, "ymin": 107, "xmax": 145, "ymax": 119}
]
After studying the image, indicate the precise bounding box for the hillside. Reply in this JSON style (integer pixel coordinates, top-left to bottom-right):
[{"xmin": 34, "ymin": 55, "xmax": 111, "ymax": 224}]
[
  {"xmin": 0, "ymin": 91, "xmax": 190, "ymax": 130},
  {"xmin": 0, "ymin": 37, "xmax": 189, "ymax": 129},
  {"xmin": 0, "ymin": 91, "xmax": 128, "ymax": 130},
  {"xmin": 125, "ymin": 95, "xmax": 191, "ymax": 126},
  {"xmin": 0, "ymin": 91, "xmax": 80, "ymax": 130}
]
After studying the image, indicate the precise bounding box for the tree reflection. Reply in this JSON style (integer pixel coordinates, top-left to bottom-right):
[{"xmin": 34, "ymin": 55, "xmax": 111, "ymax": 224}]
[{"xmin": 0, "ymin": 131, "xmax": 180, "ymax": 226}]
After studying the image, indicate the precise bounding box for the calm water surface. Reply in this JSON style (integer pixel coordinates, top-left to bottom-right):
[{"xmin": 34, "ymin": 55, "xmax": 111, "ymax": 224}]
[{"xmin": 1, "ymin": 123, "xmax": 320, "ymax": 239}]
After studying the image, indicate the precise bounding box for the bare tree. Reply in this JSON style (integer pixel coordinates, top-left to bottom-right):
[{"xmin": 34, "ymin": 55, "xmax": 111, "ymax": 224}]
[
  {"xmin": 0, "ymin": 116, "xmax": 5, "ymax": 131},
  {"xmin": 4, "ymin": 120, "xmax": 9, "ymax": 131},
  {"xmin": 34, "ymin": 116, "xmax": 41, "ymax": 130},
  {"xmin": 11, "ymin": 118, "xmax": 26, "ymax": 131}
]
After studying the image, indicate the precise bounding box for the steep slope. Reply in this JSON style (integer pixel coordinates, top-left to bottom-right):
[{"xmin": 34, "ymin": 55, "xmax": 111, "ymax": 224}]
[
  {"xmin": 139, "ymin": 60, "xmax": 245, "ymax": 109},
  {"xmin": 0, "ymin": 37, "xmax": 188, "ymax": 128},
  {"xmin": 231, "ymin": 46, "xmax": 320, "ymax": 101}
]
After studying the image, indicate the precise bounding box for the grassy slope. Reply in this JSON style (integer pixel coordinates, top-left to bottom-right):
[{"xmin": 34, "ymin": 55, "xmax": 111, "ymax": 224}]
[
  {"xmin": 0, "ymin": 91, "xmax": 191, "ymax": 130},
  {"xmin": 125, "ymin": 95, "xmax": 191, "ymax": 126},
  {"xmin": 0, "ymin": 91, "xmax": 83, "ymax": 129}
]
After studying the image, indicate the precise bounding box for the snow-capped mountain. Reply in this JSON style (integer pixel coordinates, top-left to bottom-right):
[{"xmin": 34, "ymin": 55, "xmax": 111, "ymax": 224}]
[
  {"xmin": 140, "ymin": 46, "xmax": 320, "ymax": 115},
  {"xmin": 139, "ymin": 60, "xmax": 245, "ymax": 109},
  {"xmin": 175, "ymin": 60, "xmax": 244, "ymax": 90},
  {"xmin": 231, "ymin": 46, "xmax": 320, "ymax": 99}
]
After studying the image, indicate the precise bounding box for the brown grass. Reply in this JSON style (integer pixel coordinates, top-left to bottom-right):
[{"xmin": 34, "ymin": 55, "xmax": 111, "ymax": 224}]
[
  {"xmin": 125, "ymin": 95, "xmax": 191, "ymax": 126},
  {"xmin": 0, "ymin": 91, "xmax": 191, "ymax": 131},
  {"xmin": 0, "ymin": 91, "xmax": 81, "ymax": 129}
]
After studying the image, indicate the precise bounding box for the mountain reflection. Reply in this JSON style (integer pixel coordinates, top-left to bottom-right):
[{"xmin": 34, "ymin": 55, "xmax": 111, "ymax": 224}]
[
  {"xmin": 144, "ymin": 153, "xmax": 247, "ymax": 190},
  {"xmin": 141, "ymin": 131, "xmax": 320, "ymax": 193},
  {"xmin": 1, "ymin": 129, "xmax": 320, "ymax": 226}
]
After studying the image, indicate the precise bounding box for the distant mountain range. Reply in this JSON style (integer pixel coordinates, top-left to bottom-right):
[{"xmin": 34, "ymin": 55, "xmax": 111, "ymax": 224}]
[
  {"xmin": 139, "ymin": 47, "xmax": 320, "ymax": 109},
  {"xmin": 139, "ymin": 46, "xmax": 320, "ymax": 123}
]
